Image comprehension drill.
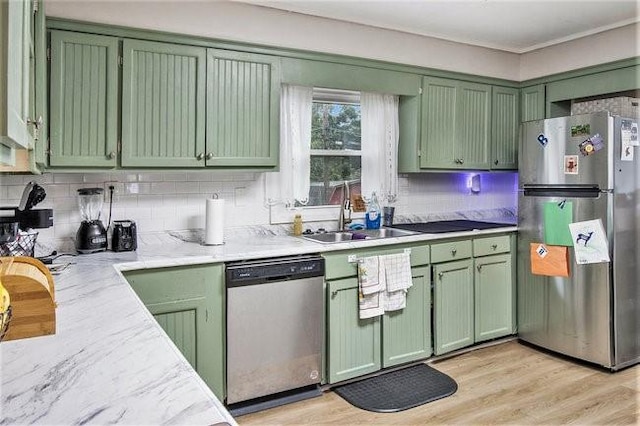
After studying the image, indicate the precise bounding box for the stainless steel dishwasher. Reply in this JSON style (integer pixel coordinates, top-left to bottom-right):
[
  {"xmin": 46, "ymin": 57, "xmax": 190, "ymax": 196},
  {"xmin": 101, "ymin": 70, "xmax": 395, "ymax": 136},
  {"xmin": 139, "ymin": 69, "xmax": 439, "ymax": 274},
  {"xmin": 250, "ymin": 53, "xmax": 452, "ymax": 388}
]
[{"xmin": 225, "ymin": 255, "xmax": 324, "ymax": 411}]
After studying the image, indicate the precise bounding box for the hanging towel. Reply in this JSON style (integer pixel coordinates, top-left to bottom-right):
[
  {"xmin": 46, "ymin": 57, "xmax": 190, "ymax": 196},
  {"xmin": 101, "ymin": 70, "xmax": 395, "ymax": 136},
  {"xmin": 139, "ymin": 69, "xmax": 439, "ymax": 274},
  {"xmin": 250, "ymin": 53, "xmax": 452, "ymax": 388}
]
[
  {"xmin": 358, "ymin": 256, "xmax": 385, "ymax": 319},
  {"xmin": 358, "ymin": 256, "xmax": 385, "ymax": 295},
  {"xmin": 380, "ymin": 252, "xmax": 413, "ymax": 312}
]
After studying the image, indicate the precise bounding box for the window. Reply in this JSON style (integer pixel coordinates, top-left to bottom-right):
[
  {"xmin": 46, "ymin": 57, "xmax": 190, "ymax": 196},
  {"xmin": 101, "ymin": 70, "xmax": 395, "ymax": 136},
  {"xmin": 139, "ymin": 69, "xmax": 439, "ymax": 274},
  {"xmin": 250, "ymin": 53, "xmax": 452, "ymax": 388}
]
[{"xmin": 308, "ymin": 88, "xmax": 362, "ymax": 207}]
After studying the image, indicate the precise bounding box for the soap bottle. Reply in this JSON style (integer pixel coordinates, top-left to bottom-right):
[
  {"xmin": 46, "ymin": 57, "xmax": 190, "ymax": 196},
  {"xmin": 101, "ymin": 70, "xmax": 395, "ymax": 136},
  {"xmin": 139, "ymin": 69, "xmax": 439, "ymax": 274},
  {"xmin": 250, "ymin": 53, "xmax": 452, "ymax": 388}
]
[
  {"xmin": 293, "ymin": 214, "xmax": 303, "ymax": 236},
  {"xmin": 365, "ymin": 192, "xmax": 381, "ymax": 229}
]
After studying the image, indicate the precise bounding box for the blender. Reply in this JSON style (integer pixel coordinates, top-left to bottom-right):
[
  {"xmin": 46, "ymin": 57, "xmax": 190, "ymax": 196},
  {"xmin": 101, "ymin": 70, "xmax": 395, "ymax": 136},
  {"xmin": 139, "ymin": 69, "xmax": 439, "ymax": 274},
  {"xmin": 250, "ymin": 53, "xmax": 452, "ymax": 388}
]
[{"xmin": 75, "ymin": 188, "xmax": 108, "ymax": 253}]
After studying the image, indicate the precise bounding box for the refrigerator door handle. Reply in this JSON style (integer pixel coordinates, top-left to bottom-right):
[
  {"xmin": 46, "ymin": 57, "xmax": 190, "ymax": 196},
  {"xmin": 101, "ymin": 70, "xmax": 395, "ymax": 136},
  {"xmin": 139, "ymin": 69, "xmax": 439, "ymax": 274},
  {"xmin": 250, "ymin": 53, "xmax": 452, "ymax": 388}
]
[{"xmin": 522, "ymin": 184, "xmax": 602, "ymax": 198}]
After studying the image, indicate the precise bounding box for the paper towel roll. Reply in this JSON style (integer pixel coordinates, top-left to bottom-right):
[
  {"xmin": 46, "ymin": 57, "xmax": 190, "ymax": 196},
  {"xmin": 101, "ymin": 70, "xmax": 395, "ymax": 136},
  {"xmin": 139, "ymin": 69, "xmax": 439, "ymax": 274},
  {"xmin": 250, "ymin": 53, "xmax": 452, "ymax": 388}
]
[{"xmin": 205, "ymin": 198, "xmax": 224, "ymax": 245}]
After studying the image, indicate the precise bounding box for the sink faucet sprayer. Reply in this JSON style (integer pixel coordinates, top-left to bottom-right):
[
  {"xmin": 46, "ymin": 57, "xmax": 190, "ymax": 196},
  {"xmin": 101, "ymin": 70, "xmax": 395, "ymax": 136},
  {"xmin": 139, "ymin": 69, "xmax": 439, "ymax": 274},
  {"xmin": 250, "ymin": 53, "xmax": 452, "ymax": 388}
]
[{"xmin": 338, "ymin": 181, "xmax": 352, "ymax": 231}]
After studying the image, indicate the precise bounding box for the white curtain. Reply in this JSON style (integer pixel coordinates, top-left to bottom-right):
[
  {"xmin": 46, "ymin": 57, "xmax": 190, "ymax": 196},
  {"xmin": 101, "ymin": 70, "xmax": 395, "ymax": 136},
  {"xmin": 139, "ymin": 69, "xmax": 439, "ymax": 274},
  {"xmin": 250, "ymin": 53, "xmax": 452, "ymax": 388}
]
[
  {"xmin": 266, "ymin": 84, "xmax": 313, "ymax": 207},
  {"xmin": 360, "ymin": 92, "xmax": 399, "ymax": 204}
]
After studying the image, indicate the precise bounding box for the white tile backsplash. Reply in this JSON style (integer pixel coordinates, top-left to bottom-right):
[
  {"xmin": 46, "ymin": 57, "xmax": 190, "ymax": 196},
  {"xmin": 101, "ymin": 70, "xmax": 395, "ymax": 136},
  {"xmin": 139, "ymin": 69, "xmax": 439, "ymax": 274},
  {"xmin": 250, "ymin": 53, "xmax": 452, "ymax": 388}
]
[{"xmin": 1, "ymin": 170, "xmax": 517, "ymax": 246}]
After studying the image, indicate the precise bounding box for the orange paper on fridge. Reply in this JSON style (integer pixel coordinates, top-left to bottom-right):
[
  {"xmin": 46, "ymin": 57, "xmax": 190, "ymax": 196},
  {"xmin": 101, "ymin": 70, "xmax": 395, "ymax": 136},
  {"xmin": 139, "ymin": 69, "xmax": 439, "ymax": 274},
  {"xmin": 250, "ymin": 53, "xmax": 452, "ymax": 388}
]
[{"xmin": 530, "ymin": 243, "xmax": 570, "ymax": 277}]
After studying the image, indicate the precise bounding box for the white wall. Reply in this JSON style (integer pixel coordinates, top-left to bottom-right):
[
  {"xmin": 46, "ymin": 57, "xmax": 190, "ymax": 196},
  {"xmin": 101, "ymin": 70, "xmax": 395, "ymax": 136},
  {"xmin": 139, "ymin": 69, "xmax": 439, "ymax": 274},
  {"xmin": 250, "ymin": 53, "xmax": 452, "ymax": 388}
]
[
  {"xmin": 45, "ymin": 1, "xmax": 638, "ymax": 82},
  {"xmin": 520, "ymin": 23, "xmax": 640, "ymax": 81},
  {"xmin": 0, "ymin": 171, "xmax": 517, "ymax": 247},
  {"xmin": 44, "ymin": 0, "xmax": 521, "ymax": 80}
]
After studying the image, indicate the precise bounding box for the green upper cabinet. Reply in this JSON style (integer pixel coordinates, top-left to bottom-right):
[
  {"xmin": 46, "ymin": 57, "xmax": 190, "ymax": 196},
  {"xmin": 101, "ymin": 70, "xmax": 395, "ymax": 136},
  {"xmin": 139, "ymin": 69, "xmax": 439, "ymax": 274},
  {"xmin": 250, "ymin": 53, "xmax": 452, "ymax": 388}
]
[
  {"xmin": 49, "ymin": 30, "xmax": 118, "ymax": 167},
  {"xmin": 205, "ymin": 49, "xmax": 280, "ymax": 168},
  {"xmin": 121, "ymin": 39, "xmax": 206, "ymax": 167},
  {"xmin": 491, "ymin": 86, "xmax": 519, "ymax": 169},
  {"xmin": 418, "ymin": 77, "xmax": 491, "ymax": 170},
  {"xmin": 456, "ymin": 82, "xmax": 491, "ymax": 169},
  {"xmin": 1, "ymin": 0, "xmax": 35, "ymax": 152},
  {"xmin": 421, "ymin": 77, "xmax": 458, "ymax": 169},
  {"xmin": 521, "ymin": 84, "xmax": 545, "ymax": 122}
]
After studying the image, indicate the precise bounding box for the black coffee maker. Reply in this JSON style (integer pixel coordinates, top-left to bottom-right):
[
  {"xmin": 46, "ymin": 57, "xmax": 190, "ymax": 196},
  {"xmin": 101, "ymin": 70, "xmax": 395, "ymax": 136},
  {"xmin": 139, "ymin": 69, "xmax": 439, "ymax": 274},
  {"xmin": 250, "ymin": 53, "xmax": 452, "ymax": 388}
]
[{"xmin": 75, "ymin": 188, "xmax": 107, "ymax": 254}]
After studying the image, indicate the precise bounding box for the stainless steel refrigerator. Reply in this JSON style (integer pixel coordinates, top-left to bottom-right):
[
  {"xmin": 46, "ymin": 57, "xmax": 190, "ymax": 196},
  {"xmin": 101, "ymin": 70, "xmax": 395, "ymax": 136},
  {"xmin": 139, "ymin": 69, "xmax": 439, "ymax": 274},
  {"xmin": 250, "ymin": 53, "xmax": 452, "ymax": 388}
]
[{"xmin": 518, "ymin": 111, "xmax": 639, "ymax": 370}]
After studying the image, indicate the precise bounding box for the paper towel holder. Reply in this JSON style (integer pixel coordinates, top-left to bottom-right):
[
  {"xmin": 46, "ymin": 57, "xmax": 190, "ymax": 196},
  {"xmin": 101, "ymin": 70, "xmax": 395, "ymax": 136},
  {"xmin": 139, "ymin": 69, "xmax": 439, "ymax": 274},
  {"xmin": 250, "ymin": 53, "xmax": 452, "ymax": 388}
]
[{"xmin": 204, "ymin": 194, "xmax": 225, "ymax": 246}]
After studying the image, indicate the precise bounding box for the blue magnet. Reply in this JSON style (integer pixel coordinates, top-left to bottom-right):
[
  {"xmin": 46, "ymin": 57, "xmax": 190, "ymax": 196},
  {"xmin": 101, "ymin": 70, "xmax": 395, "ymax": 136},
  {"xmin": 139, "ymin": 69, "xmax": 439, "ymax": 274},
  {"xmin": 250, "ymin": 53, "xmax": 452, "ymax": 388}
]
[{"xmin": 537, "ymin": 134, "xmax": 549, "ymax": 147}]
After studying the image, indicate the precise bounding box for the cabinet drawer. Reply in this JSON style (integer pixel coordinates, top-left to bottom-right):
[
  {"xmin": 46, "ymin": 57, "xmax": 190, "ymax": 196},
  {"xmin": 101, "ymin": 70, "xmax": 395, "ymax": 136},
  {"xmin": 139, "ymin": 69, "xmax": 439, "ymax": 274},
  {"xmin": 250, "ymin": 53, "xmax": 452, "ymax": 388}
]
[
  {"xmin": 324, "ymin": 245, "xmax": 430, "ymax": 281},
  {"xmin": 473, "ymin": 235, "xmax": 511, "ymax": 257},
  {"xmin": 431, "ymin": 240, "xmax": 472, "ymax": 263}
]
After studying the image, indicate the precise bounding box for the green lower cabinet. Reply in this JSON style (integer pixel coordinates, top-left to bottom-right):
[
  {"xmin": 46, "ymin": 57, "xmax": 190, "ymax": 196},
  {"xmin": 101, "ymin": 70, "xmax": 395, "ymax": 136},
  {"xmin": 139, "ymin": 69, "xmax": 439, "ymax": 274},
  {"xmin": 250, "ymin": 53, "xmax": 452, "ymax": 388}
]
[
  {"xmin": 326, "ymin": 262, "xmax": 432, "ymax": 384},
  {"xmin": 327, "ymin": 277, "xmax": 381, "ymax": 384},
  {"xmin": 433, "ymin": 259, "xmax": 474, "ymax": 355},
  {"xmin": 382, "ymin": 266, "xmax": 432, "ymax": 367},
  {"xmin": 474, "ymin": 254, "xmax": 513, "ymax": 342},
  {"xmin": 123, "ymin": 263, "xmax": 225, "ymax": 399}
]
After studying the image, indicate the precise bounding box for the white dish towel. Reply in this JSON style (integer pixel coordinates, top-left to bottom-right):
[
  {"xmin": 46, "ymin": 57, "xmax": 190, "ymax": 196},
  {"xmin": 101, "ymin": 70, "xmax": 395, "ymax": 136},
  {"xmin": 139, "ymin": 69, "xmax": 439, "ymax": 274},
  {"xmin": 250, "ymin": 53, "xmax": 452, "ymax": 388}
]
[
  {"xmin": 358, "ymin": 256, "xmax": 385, "ymax": 319},
  {"xmin": 357, "ymin": 252, "xmax": 413, "ymax": 318},
  {"xmin": 380, "ymin": 252, "xmax": 413, "ymax": 312}
]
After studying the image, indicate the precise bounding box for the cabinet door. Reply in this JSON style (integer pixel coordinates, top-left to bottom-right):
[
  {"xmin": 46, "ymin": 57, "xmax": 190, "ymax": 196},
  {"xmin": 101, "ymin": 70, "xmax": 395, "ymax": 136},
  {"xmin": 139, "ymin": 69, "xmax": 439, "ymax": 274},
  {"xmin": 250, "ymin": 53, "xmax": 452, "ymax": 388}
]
[
  {"xmin": 206, "ymin": 49, "xmax": 280, "ymax": 167},
  {"xmin": 421, "ymin": 76, "xmax": 457, "ymax": 168},
  {"xmin": 456, "ymin": 82, "xmax": 490, "ymax": 169},
  {"xmin": 49, "ymin": 31, "xmax": 118, "ymax": 167},
  {"xmin": 1, "ymin": 0, "xmax": 33, "ymax": 151},
  {"xmin": 521, "ymin": 84, "xmax": 545, "ymax": 122},
  {"xmin": 474, "ymin": 254, "xmax": 513, "ymax": 342},
  {"xmin": 121, "ymin": 39, "xmax": 206, "ymax": 167},
  {"xmin": 491, "ymin": 86, "xmax": 519, "ymax": 170},
  {"xmin": 123, "ymin": 264, "xmax": 225, "ymax": 399},
  {"xmin": 327, "ymin": 278, "xmax": 381, "ymax": 384},
  {"xmin": 433, "ymin": 259, "xmax": 474, "ymax": 355},
  {"xmin": 382, "ymin": 265, "xmax": 432, "ymax": 367}
]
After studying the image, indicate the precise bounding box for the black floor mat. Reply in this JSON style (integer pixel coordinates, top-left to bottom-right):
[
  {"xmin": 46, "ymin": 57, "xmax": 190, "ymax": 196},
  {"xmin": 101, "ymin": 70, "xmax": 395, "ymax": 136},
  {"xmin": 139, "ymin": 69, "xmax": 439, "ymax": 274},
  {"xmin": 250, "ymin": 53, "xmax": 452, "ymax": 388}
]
[{"xmin": 334, "ymin": 364, "xmax": 458, "ymax": 413}]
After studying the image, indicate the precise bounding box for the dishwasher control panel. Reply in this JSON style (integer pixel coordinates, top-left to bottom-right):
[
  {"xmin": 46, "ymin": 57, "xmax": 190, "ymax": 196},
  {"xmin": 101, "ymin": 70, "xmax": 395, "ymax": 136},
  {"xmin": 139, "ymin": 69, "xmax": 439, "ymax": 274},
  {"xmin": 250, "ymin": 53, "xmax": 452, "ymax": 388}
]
[{"xmin": 226, "ymin": 256, "xmax": 325, "ymax": 287}]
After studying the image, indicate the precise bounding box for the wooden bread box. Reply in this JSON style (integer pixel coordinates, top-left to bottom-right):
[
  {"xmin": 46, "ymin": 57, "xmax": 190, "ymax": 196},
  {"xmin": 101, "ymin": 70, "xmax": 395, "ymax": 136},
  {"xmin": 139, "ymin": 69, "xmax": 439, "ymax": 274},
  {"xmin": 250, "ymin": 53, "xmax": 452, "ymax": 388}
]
[{"xmin": 0, "ymin": 256, "xmax": 56, "ymax": 341}]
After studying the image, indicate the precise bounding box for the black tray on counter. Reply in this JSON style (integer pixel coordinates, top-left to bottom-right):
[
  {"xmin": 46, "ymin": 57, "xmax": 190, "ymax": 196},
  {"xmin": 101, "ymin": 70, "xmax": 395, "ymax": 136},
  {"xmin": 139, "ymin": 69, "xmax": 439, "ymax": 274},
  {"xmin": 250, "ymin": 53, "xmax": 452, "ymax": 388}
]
[{"xmin": 391, "ymin": 220, "xmax": 515, "ymax": 234}]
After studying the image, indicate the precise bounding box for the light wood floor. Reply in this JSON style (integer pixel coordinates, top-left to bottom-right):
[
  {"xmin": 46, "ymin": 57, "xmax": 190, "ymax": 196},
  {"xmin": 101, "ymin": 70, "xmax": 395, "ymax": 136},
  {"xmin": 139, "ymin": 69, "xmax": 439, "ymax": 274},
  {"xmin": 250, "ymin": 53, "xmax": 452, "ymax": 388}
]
[{"xmin": 238, "ymin": 341, "xmax": 639, "ymax": 425}]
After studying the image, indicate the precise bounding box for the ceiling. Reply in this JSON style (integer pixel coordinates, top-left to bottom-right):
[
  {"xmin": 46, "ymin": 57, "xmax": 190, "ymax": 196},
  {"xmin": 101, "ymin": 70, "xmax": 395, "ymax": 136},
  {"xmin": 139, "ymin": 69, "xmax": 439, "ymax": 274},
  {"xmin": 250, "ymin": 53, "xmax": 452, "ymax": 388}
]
[{"xmin": 234, "ymin": 0, "xmax": 639, "ymax": 53}]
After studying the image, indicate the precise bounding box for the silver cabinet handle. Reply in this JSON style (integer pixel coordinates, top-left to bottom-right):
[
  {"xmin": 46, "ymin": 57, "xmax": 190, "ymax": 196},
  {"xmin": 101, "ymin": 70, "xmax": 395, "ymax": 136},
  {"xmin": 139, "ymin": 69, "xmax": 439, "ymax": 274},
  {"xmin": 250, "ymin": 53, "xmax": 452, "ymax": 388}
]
[
  {"xmin": 454, "ymin": 159, "xmax": 460, "ymax": 164},
  {"xmin": 438, "ymin": 272, "xmax": 444, "ymax": 280},
  {"xmin": 477, "ymin": 264, "xmax": 482, "ymax": 272},
  {"xmin": 451, "ymin": 248, "xmax": 457, "ymax": 256},
  {"xmin": 459, "ymin": 158, "xmax": 464, "ymax": 164},
  {"xmin": 331, "ymin": 290, "xmax": 338, "ymax": 298},
  {"xmin": 494, "ymin": 159, "xmax": 499, "ymax": 165},
  {"xmin": 107, "ymin": 151, "xmax": 116, "ymax": 159},
  {"xmin": 491, "ymin": 244, "xmax": 498, "ymax": 250},
  {"xmin": 197, "ymin": 153, "xmax": 204, "ymax": 161},
  {"xmin": 206, "ymin": 152, "xmax": 214, "ymax": 160}
]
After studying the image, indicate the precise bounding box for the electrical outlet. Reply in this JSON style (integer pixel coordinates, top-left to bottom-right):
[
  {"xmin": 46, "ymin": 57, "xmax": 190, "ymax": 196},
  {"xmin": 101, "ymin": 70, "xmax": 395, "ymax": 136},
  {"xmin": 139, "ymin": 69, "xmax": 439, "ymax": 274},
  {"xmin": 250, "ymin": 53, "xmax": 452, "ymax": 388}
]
[{"xmin": 103, "ymin": 180, "xmax": 121, "ymax": 195}]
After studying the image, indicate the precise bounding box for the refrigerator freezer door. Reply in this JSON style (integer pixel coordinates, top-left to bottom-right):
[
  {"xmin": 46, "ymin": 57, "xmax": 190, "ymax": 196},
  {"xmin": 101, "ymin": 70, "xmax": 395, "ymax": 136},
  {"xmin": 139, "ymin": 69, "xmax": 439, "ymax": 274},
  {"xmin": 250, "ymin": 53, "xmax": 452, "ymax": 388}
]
[
  {"xmin": 517, "ymin": 192, "xmax": 612, "ymax": 367},
  {"xmin": 519, "ymin": 112, "xmax": 613, "ymax": 189}
]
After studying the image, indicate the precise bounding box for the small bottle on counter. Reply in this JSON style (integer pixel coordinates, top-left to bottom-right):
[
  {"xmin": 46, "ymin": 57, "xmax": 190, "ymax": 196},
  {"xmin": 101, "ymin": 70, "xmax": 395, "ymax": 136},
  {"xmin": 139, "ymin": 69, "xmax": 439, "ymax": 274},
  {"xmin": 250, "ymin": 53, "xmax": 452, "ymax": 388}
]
[{"xmin": 293, "ymin": 214, "xmax": 303, "ymax": 236}]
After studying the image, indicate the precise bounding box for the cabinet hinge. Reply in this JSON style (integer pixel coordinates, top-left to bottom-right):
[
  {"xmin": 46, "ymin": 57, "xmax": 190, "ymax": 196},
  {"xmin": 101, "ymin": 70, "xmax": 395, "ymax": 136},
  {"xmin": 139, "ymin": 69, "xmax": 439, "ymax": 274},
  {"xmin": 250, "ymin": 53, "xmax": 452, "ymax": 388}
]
[
  {"xmin": 33, "ymin": 0, "xmax": 39, "ymax": 13},
  {"xmin": 117, "ymin": 140, "xmax": 122, "ymax": 153},
  {"xmin": 118, "ymin": 56, "xmax": 123, "ymax": 67},
  {"xmin": 46, "ymin": 137, "xmax": 51, "ymax": 155},
  {"xmin": 46, "ymin": 47, "xmax": 51, "ymax": 61}
]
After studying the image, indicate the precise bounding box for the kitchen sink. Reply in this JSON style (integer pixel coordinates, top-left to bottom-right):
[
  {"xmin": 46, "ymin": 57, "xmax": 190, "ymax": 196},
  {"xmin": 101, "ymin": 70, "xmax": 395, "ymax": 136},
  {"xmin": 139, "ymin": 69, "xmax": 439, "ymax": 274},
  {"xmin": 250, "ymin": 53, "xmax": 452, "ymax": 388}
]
[{"xmin": 302, "ymin": 227, "xmax": 417, "ymax": 244}]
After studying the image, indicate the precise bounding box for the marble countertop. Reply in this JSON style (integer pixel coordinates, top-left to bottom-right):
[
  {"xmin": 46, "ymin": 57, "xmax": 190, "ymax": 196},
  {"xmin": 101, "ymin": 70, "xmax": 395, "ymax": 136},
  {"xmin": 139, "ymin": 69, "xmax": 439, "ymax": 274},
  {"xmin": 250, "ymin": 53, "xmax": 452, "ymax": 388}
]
[{"xmin": 0, "ymin": 225, "xmax": 516, "ymax": 425}]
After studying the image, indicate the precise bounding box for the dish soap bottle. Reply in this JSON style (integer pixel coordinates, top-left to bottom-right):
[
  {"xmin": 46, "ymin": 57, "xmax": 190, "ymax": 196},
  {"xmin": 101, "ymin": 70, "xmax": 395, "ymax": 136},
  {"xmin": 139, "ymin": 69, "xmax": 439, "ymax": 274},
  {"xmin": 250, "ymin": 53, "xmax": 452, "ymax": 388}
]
[
  {"xmin": 293, "ymin": 214, "xmax": 303, "ymax": 236},
  {"xmin": 365, "ymin": 192, "xmax": 381, "ymax": 229}
]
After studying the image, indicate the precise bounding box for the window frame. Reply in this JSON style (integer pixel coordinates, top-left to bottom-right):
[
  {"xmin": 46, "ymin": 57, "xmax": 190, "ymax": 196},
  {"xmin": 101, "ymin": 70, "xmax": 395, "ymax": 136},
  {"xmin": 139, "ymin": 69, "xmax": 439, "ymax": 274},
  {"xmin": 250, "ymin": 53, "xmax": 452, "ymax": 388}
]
[{"xmin": 270, "ymin": 87, "xmax": 365, "ymax": 225}]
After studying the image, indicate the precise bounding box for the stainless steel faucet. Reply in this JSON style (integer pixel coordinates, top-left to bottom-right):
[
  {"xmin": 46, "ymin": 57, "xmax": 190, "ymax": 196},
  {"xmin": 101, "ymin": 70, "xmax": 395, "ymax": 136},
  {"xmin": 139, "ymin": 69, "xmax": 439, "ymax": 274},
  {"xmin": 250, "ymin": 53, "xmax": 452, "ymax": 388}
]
[{"xmin": 338, "ymin": 180, "xmax": 352, "ymax": 231}]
